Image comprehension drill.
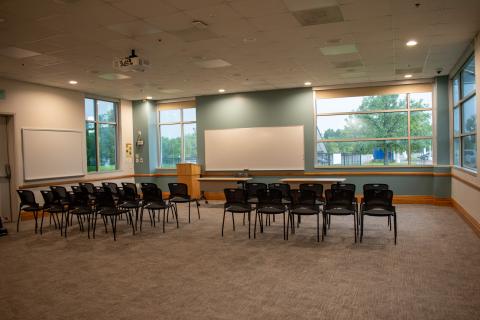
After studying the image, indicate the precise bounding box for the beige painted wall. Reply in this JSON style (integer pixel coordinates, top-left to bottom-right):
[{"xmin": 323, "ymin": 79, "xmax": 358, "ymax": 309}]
[
  {"xmin": 0, "ymin": 78, "xmax": 134, "ymax": 212},
  {"xmin": 451, "ymin": 33, "xmax": 480, "ymax": 223}
]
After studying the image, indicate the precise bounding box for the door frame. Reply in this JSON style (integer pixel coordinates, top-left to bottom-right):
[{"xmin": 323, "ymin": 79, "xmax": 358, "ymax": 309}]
[{"xmin": 0, "ymin": 112, "xmax": 16, "ymax": 222}]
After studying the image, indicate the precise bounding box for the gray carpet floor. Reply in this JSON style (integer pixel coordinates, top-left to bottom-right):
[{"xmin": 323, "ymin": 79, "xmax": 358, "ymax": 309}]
[{"xmin": 1, "ymin": 203, "xmax": 479, "ymax": 320}]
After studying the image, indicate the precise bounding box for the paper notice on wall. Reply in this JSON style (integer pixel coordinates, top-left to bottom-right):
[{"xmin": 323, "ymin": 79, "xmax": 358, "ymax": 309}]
[{"xmin": 126, "ymin": 143, "xmax": 133, "ymax": 159}]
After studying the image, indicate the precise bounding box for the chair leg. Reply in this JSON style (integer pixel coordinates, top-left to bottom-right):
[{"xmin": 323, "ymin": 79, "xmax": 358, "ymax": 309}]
[
  {"xmin": 188, "ymin": 201, "xmax": 191, "ymax": 223},
  {"xmin": 248, "ymin": 211, "xmax": 251, "ymax": 239},
  {"xmin": 196, "ymin": 200, "xmax": 200, "ymax": 219},
  {"xmin": 129, "ymin": 212, "xmax": 135, "ymax": 235},
  {"xmin": 16, "ymin": 206, "xmax": 22, "ymax": 232},
  {"xmin": 243, "ymin": 213, "xmax": 245, "ymax": 226},
  {"xmin": 388, "ymin": 215, "xmax": 392, "ymax": 231},
  {"xmin": 86, "ymin": 214, "xmax": 91, "ymax": 239},
  {"xmin": 33, "ymin": 211, "xmax": 39, "ymax": 234},
  {"xmin": 139, "ymin": 207, "xmax": 144, "ymax": 231},
  {"xmin": 286, "ymin": 212, "xmax": 290, "ymax": 240},
  {"xmin": 231, "ymin": 212, "xmax": 235, "ymax": 231},
  {"xmin": 40, "ymin": 210, "xmax": 45, "ymax": 235},
  {"xmin": 360, "ymin": 214, "xmax": 364, "ymax": 242},
  {"xmin": 254, "ymin": 211, "xmax": 257, "ymax": 239},
  {"xmin": 283, "ymin": 212, "xmax": 286, "ymax": 240},
  {"xmin": 111, "ymin": 216, "xmax": 116, "ymax": 241},
  {"xmin": 221, "ymin": 209, "xmax": 226, "ymax": 237},
  {"xmin": 393, "ymin": 213, "xmax": 397, "ymax": 245},
  {"xmin": 353, "ymin": 213, "xmax": 357, "ymax": 243},
  {"xmin": 175, "ymin": 206, "xmax": 179, "ymax": 228},
  {"xmin": 93, "ymin": 213, "xmax": 98, "ymax": 239},
  {"xmin": 162, "ymin": 208, "xmax": 166, "ymax": 233},
  {"xmin": 321, "ymin": 213, "xmax": 325, "ymax": 241},
  {"xmin": 64, "ymin": 213, "xmax": 69, "ymax": 238},
  {"xmin": 317, "ymin": 213, "xmax": 320, "ymax": 242}
]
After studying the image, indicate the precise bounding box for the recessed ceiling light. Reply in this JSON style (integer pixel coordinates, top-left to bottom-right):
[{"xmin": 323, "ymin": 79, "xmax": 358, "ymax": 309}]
[
  {"xmin": 404, "ymin": 74, "xmax": 413, "ymax": 78},
  {"xmin": 0, "ymin": 18, "xmax": 6, "ymax": 23},
  {"xmin": 406, "ymin": 40, "xmax": 418, "ymax": 47},
  {"xmin": 304, "ymin": 81, "xmax": 312, "ymax": 86},
  {"xmin": 146, "ymin": 96, "xmax": 153, "ymax": 100},
  {"xmin": 218, "ymin": 89, "xmax": 226, "ymax": 93},
  {"xmin": 68, "ymin": 80, "xmax": 78, "ymax": 85}
]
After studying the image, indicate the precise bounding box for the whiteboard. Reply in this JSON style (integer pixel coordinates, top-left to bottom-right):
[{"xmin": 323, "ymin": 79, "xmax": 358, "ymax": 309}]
[
  {"xmin": 205, "ymin": 126, "xmax": 304, "ymax": 171},
  {"xmin": 22, "ymin": 128, "xmax": 85, "ymax": 181}
]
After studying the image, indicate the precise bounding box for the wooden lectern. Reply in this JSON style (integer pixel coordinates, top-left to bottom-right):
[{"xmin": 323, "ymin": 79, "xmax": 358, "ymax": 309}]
[{"xmin": 176, "ymin": 163, "xmax": 201, "ymax": 199}]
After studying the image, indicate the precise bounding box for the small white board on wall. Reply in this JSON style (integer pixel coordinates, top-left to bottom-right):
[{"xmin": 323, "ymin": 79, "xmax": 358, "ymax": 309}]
[
  {"xmin": 22, "ymin": 128, "xmax": 85, "ymax": 181},
  {"xmin": 205, "ymin": 125, "xmax": 304, "ymax": 171}
]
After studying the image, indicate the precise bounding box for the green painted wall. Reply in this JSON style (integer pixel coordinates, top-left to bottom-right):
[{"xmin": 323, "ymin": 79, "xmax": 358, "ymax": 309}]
[{"xmin": 132, "ymin": 80, "xmax": 452, "ymax": 197}]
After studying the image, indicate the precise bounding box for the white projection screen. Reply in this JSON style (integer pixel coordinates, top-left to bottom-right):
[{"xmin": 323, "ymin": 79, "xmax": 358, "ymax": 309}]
[
  {"xmin": 205, "ymin": 125, "xmax": 304, "ymax": 171},
  {"xmin": 22, "ymin": 128, "xmax": 85, "ymax": 181}
]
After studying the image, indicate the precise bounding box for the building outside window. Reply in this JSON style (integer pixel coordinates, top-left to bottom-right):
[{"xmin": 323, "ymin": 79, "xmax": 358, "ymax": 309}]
[
  {"xmin": 315, "ymin": 86, "xmax": 433, "ymax": 167},
  {"xmin": 85, "ymin": 98, "xmax": 118, "ymax": 172},
  {"xmin": 158, "ymin": 101, "xmax": 197, "ymax": 168},
  {"xmin": 452, "ymin": 54, "xmax": 476, "ymax": 171}
]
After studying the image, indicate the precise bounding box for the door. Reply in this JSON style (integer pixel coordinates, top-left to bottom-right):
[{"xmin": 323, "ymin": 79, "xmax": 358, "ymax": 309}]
[{"xmin": 0, "ymin": 116, "xmax": 12, "ymax": 222}]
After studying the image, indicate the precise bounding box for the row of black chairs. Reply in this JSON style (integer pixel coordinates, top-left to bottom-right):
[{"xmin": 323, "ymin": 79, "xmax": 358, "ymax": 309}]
[
  {"xmin": 16, "ymin": 182, "xmax": 200, "ymax": 241},
  {"xmin": 223, "ymin": 183, "xmax": 397, "ymax": 244}
]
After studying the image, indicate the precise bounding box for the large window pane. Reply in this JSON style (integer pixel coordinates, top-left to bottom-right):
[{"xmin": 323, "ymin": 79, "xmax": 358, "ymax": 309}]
[
  {"xmin": 316, "ymin": 94, "xmax": 406, "ymax": 114},
  {"xmin": 453, "ymin": 76, "xmax": 460, "ymax": 104},
  {"xmin": 86, "ymin": 122, "xmax": 97, "ymax": 172},
  {"xmin": 317, "ymin": 112, "xmax": 407, "ymax": 140},
  {"xmin": 411, "ymin": 110, "xmax": 432, "ymax": 137},
  {"xmin": 462, "ymin": 57, "xmax": 475, "ymax": 97},
  {"xmin": 160, "ymin": 109, "xmax": 181, "ymax": 123},
  {"xmin": 160, "ymin": 124, "xmax": 181, "ymax": 168},
  {"xmin": 462, "ymin": 96, "xmax": 476, "ymax": 133},
  {"xmin": 411, "ymin": 139, "xmax": 433, "ymax": 165},
  {"xmin": 316, "ymin": 140, "xmax": 408, "ymax": 166},
  {"xmin": 409, "ymin": 92, "xmax": 432, "ymax": 109},
  {"xmin": 98, "ymin": 124, "xmax": 117, "ymax": 171},
  {"xmin": 453, "ymin": 138, "xmax": 460, "ymax": 166},
  {"xmin": 85, "ymin": 98, "xmax": 95, "ymax": 121},
  {"xmin": 97, "ymin": 100, "xmax": 116, "ymax": 123},
  {"xmin": 462, "ymin": 135, "xmax": 477, "ymax": 170},
  {"xmin": 183, "ymin": 123, "xmax": 197, "ymax": 163},
  {"xmin": 183, "ymin": 108, "xmax": 196, "ymax": 122},
  {"xmin": 453, "ymin": 107, "xmax": 460, "ymax": 136}
]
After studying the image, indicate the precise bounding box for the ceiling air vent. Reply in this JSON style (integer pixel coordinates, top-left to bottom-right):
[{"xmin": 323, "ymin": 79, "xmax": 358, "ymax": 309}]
[
  {"xmin": 292, "ymin": 6, "xmax": 344, "ymax": 26},
  {"xmin": 395, "ymin": 67, "xmax": 423, "ymax": 75},
  {"xmin": 333, "ymin": 60, "xmax": 364, "ymax": 69}
]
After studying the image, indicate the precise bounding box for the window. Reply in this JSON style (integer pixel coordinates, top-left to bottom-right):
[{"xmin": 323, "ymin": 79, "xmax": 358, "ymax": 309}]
[
  {"xmin": 315, "ymin": 89, "xmax": 433, "ymax": 166},
  {"xmin": 452, "ymin": 54, "xmax": 476, "ymax": 171},
  {"xmin": 158, "ymin": 103, "xmax": 197, "ymax": 168},
  {"xmin": 85, "ymin": 98, "xmax": 118, "ymax": 172}
]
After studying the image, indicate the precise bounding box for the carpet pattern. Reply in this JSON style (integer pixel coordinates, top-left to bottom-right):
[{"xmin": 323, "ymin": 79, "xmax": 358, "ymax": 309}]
[{"xmin": 1, "ymin": 204, "xmax": 479, "ymax": 320}]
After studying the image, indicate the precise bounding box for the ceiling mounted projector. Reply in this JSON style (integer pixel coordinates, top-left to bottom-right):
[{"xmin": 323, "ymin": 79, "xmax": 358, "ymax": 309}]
[{"xmin": 113, "ymin": 49, "xmax": 150, "ymax": 72}]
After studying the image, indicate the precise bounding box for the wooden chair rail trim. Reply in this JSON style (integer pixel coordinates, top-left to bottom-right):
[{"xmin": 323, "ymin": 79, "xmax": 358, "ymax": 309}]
[{"xmin": 451, "ymin": 174, "xmax": 480, "ymax": 193}]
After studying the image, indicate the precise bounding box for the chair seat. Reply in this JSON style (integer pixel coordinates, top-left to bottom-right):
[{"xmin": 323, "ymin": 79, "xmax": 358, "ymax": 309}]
[
  {"xmin": 226, "ymin": 204, "xmax": 251, "ymax": 212},
  {"xmin": 257, "ymin": 205, "xmax": 285, "ymax": 214},
  {"xmin": 247, "ymin": 197, "xmax": 259, "ymax": 204},
  {"xmin": 169, "ymin": 196, "xmax": 192, "ymax": 203},
  {"xmin": 324, "ymin": 207, "xmax": 355, "ymax": 215},
  {"xmin": 70, "ymin": 207, "xmax": 92, "ymax": 215},
  {"xmin": 98, "ymin": 208, "xmax": 126, "ymax": 216},
  {"xmin": 44, "ymin": 205, "xmax": 65, "ymax": 213},
  {"xmin": 362, "ymin": 208, "xmax": 393, "ymax": 216},
  {"xmin": 290, "ymin": 206, "xmax": 318, "ymax": 215},
  {"xmin": 144, "ymin": 202, "xmax": 169, "ymax": 210},
  {"xmin": 120, "ymin": 201, "xmax": 142, "ymax": 209},
  {"xmin": 281, "ymin": 199, "xmax": 291, "ymax": 205},
  {"xmin": 22, "ymin": 205, "xmax": 41, "ymax": 212}
]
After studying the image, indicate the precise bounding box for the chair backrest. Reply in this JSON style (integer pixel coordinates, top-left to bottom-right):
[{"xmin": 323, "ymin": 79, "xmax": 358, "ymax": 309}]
[
  {"xmin": 268, "ymin": 183, "xmax": 290, "ymax": 199},
  {"xmin": 168, "ymin": 183, "xmax": 189, "ymax": 197},
  {"xmin": 79, "ymin": 182, "xmax": 95, "ymax": 194},
  {"xmin": 102, "ymin": 182, "xmax": 120, "ymax": 195},
  {"xmin": 122, "ymin": 182, "xmax": 139, "ymax": 201},
  {"xmin": 224, "ymin": 188, "xmax": 247, "ymax": 205},
  {"xmin": 363, "ymin": 183, "xmax": 389, "ymax": 192},
  {"xmin": 94, "ymin": 189, "xmax": 116, "ymax": 209},
  {"xmin": 331, "ymin": 183, "xmax": 356, "ymax": 193},
  {"xmin": 40, "ymin": 190, "xmax": 55, "ymax": 207},
  {"xmin": 299, "ymin": 183, "xmax": 323, "ymax": 200},
  {"xmin": 17, "ymin": 189, "xmax": 37, "ymax": 207},
  {"xmin": 70, "ymin": 187, "xmax": 90, "ymax": 207},
  {"xmin": 245, "ymin": 183, "xmax": 267, "ymax": 198},
  {"xmin": 71, "ymin": 185, "xmax": 81, "ymax": 193},
  {"xmin": 325, "ymin": 188, "xmax": 355, "ymax": 208},
  {"xmin": 257, "ymin": 188, "xmax": 283, "ymax": 205},
  {"xmin": 291, "ymin": 189, "xmax": 317, "ymax": 206},
  {"xmin": 141, "ymin": 184, "xmax": 164, "ymax": 203},
  {"xmin": 50, "ymin": 186, "xmax": 69, "ymax": 202},
  {"xmin": 363, "ymin": 189, "xmax": 393, "ymax": 210}
]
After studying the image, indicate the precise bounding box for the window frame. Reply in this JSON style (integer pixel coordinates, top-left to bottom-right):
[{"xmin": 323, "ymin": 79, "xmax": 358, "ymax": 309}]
[
  {"xmin": 314, "ymin": 90, "xmax": 434, "ymax": 168},
  {"xmin": 157, "ymin": 103, "xmax": 197, "ymax": 169},
  {"xmin": 85, "ymin": 97, "xmax": 119, "ymax": 173},
  {"xmin": 452, "ymin": 54, "xmax": 476, "ymax": 172}
]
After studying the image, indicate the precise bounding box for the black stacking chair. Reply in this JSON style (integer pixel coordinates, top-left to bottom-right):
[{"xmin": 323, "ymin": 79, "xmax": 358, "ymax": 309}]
[
  {"xmin": 79, "ymin": 182, "xmax": 96, "ymax": 195},
  {"xmin": 362, "ymin": 183, "xmax": 390, "ymax": 227},
  {"xmin": 268, "ymin": 183, "xmax": 291, "ymax": 205},
  {"xmin": 64, "ymin": 188, "xmax": 94, "ymax": 238},
  {"xmin": 287, "ymin": 189, "xmax": 321, "ymax": 242},
  {"xmin": 141, "ymin": 183, "xmax": 175, "ymax": 232},
  {"xmin": 101, "ymin": 182, "xmax": 124, "ymax": 203},
  {"xmin": 40, "ymin": 190, "xmax": 64, "ymax": 234},
  {"xmin": 298, "ymin": 183, "xmax": 324, "ymax": 227},
  {"xmin": 16, "ymin": 190, "xmax": 42, "ymax": 234},
  {"xmin": 49, "ymin": 186, "xmax": 71, "ymax": 235},
  {"xmin": 323, "ymin": 188, "xmax": 357, "ymax": 242},
  {"xmin": 93, "ymin": 188, "xmax": 134, "ymax": 241},
  {"xmin": 329, "ymin": 183, "xmax": 358, "ymax": 228},
  {"xmin": 120, "ymin": 182, "xmax": 143, "ymax": 230},
  {"xmin": 360, "ymin": 189, "xmax": 397, "ymax": 244},
  {"xmin": 223, "ymin": 188, "xmax": 253, "ymax": 238},
  {"xmin": 168, "ymin": 183, "xmax": 200, "ymax": 223},
  {"xmin": 255, "ymin": 189, "xmax": 287, "ymax": 239},
  {"xmin": 245, "ymin": 182, "xmax": 267, "ymax": 206}
]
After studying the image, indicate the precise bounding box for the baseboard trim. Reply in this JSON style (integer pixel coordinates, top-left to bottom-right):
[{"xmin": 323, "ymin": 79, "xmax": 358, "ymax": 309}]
[{"xmin": 451, "ymin": 199, "xmax": 480, "ymax": 238}]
